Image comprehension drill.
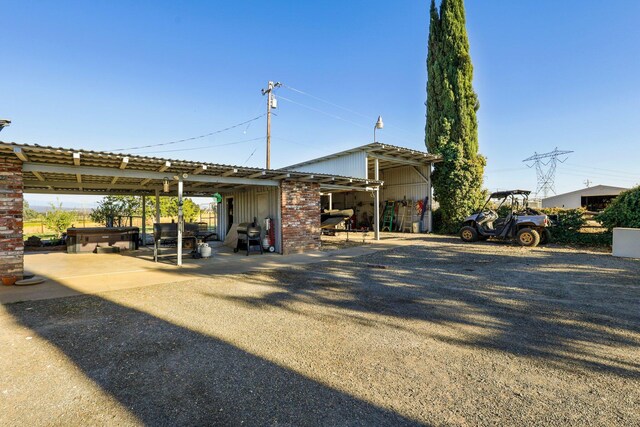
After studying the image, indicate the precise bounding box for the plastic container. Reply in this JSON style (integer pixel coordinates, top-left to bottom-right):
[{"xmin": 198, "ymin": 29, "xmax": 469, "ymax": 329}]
[{"xmin": 199, "ymin": 243, "xmax": 212, "ymax": 258}]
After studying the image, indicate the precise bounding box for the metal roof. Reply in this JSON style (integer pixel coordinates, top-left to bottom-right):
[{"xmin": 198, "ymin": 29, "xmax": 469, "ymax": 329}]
[
  {"xmin": 284, "ymin": 142, "xmax": 442, "ymax": 172},
  {"xmin": 0, "ymin": 141, "xmax": 380, "ymax": 196}
]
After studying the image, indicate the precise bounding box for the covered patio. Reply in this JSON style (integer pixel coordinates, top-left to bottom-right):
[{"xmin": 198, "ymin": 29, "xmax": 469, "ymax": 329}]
[{"xmin": 0, "ymin": 141, "xmax": 380, "ymax": 279}]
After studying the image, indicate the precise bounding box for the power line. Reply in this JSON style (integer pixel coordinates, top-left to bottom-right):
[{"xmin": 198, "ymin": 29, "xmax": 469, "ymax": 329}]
[
  {"xmin": 563, "ymin": 163, "xmax": 640, "ymax": 179},
  {"xmin": 283, "ymin": 85, "xmax": 372, "ymax": 121},
  {"xmin": 556, "ymin": 169, "xmax": 639, "ymax": 184},
  {"xmin": 111, "ymin": 114, "xmax": 266, "ymax": 152},
  {"xmin": 278, "ymin": 95, "xmax": 370, "ymax": 130},
  {"xmin": 272, "ymin": 136, "xmax": 327, "ymax": 152},
  {"xmin": 282, "ymin": 84, "xmax": 419, "ymax": 138},
  {"xmin": 566, "ymin": 163, "xmax": 636, "ymax": 176},
  {"xmin": 242, "ymin": 147, "xmax": 258, "ymax": 165},
  {"xmin": 132, "ymin": 137, "xmax": 264, "ymax": 155}
]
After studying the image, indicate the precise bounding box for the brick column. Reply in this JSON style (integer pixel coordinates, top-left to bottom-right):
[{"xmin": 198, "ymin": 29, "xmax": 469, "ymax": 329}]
[
  {"xmin": 280, "ymin": 181, "xmax": 321, "ymax": 255},
  {"xmin": 0, "ymin": 156, "xmax": 24, "ymax": 278}
]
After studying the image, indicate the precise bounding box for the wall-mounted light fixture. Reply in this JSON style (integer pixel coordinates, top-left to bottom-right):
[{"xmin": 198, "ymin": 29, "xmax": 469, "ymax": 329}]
[{"xmin": 163, "ymin": 177, "xmax": 170, "ymax": 193}]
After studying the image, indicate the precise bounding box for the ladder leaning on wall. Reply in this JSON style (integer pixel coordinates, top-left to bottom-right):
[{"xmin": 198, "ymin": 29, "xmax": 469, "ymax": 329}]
[{"xmin": 381, "ymin": 201, "xmax": 395, "ymax": 232}]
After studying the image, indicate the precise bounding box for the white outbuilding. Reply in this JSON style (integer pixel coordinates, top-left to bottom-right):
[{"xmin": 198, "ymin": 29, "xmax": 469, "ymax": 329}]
[
  {"xmin": 541, "ymin": 185, "xmax": 628, "ymax": 211},
  {"xmin": 284, "ymin": 143, "xmax": 442, "ymax": 237}
]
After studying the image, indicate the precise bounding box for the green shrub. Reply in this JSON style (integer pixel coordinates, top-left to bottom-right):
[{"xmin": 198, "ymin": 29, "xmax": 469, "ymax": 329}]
[
  {"xmin": 540, "ymin": 207, "xmax": 611, "ymax": 246},
  {"xmin": 596, "ymin": 186, "xmax": 640, "ymax": 230}
]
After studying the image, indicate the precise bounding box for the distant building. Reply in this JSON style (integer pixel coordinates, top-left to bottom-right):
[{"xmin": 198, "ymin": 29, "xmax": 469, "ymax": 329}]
[{"xmin": 542, "ymin": 185, "xmax": 629, "ymax": 211}]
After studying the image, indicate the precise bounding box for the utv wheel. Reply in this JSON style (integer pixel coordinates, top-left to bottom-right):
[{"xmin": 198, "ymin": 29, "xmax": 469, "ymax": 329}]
[
  {"xmin": 460, "ymin": 226, "xmax": 479, "ymax": 242},
  {"xmin": 517, "ymin": 228, "xmax": 540, "ymax": 247},
  {"xmin": 539, "ymin": 228, "xmax": 552, "ymax": 245}
]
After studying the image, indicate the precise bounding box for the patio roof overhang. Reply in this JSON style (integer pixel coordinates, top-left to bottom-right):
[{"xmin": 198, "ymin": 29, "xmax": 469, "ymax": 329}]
[
  {"xmin": 0, "ymin": 142, "xmax": 382, "ymax": 196},
  {"xmin": 285, "ymin": 142, "xmax": 443, "ymax": 173}
]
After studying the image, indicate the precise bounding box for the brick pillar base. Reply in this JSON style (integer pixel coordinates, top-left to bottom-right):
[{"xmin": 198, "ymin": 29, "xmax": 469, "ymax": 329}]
[
  {"xmin": 280, "ymin": 181, "xmax": 321, "ymax": 255},
  {"xmin": 0, "ymin": 156, "xmax": 24, "ymax": 278}
]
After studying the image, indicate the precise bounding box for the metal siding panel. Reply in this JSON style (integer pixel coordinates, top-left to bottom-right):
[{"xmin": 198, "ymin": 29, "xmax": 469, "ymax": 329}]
[
  {"xmin": 228, "ymin": 186, "xmax": 281, "ymax": 252},
  {"xmin": 286, "ymin": 151, "xmax": 367, "ymax": 179},
  {"xmin": 380, "ymin": 165, "xmax": 429, "ymax": 203},
  {"xmin": 320, "ymin": 165, "xmax": 434, "ymax": 233}
]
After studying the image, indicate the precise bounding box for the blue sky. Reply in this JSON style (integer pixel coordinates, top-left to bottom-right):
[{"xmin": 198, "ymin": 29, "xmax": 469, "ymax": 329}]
[{"xmin": 2, "ymin": 0, "xmax": 639, "ymax": 207}]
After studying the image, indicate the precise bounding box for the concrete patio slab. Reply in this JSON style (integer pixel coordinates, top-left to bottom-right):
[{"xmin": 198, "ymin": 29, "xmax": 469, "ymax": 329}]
[{"xmin": 1, "ymin": 234, "xmax": 424, "ymax": 304}]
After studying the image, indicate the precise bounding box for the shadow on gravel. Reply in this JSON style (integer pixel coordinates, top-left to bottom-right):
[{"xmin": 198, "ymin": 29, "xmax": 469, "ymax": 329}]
[
  {"xmin": 222, "ymin": 237, "xmax": 640, "ymax": 378},
  {"xmin": 5, "ymin": 277, "xmax": 424, "ymax": 426}
]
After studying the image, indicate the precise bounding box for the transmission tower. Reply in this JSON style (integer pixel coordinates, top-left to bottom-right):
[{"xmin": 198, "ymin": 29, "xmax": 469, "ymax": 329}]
[{"xmin": 522, "ymin": 148, "xmax": 573, "ymax": 198}]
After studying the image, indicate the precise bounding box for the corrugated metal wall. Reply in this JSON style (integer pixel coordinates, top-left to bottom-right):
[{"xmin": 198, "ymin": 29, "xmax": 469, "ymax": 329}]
[
  {"xmin": 321, "ymin": 165, "xmax": 433, "ymax": 232},
  {"xmin": 217, "ymin": 186, "xmax": 282, "ymax": 252},
  {"xmin": 286, "ymin": 151, "xmax": 368, "ymax": 179},
  {"xmin": 380, "ymin": 165, "xmax": 429, "ymax": 202},
  {"xmin": 381, "ymin": 165, "xmax": 431, "ymax": 231}
]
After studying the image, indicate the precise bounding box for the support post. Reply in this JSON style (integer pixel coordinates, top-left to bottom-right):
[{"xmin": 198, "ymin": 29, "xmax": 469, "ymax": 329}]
[
  {"xmin": 328, "ymin": 193, "xmax": 333, "ymax": 210},
  {"xmin": 374, "ymin": 158, "xmax": 380, "ymax": 241},
  {"xmin": 177, "ymin": 178, "xmax": 183, "ymax": 267},
  {"xmin": 155, "ymin": 189, "xmax": 160, "ymax": 224},
  {"xmin": 141, "ymin": 195, "xmax": 146, "ymax": 246}
]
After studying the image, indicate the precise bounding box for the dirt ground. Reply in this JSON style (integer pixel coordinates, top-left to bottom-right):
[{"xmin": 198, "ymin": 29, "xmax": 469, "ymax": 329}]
[{"xmin": 1, "ymin": 235, "xmax": 639, "ymax": 426}]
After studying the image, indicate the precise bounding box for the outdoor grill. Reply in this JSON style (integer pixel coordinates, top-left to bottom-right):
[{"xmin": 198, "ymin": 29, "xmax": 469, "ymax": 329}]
[
  {"xmin": 235, "ymin": 220, "xmax": 263, "ymax": 255},
  {"xmin": 153, "ymin": 222, "xmax": 200, "ymax": 262}
]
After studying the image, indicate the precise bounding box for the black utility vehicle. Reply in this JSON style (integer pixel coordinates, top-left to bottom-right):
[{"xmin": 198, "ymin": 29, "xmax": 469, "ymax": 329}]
[{"xmin": 459, "ymin": 190, "xmax": 551, "ymax": 247}]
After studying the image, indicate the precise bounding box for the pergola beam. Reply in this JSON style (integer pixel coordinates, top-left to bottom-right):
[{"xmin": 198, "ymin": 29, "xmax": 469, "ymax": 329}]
[
  {"xmin": 23, "ymin": 180, "xmax": 231, "ymax": 193},
  {"xmin": 193, "ymin": 165, "xmax": 207, "ymax": 175},
  {"xmin": 13, "ymin": 147, "xmax": 29, "ymax": 162},
  {"xmin": 247, "ymin": 170, "xmax": 266, "ymax": 179},
  {"xmin": 221, "ymin": 168, "xmax": 237, "ymax": 177},
  {"xmin": 368, "ymin": 154, "xmax": 431, "ymax": 168},
  {"xmin": 22, "ymin": 162, "xmax": 280, "ymax": 187},
  {"xmin": 158, "ymin": 161, "xmax": 171, "ymax": 173},
  {"xmin": 119, "ymin": 157, "xmax": 129, "ymax": 170}
]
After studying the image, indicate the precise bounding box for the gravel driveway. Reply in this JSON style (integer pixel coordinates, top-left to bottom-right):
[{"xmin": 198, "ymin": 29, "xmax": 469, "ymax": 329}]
[{"xmin": 1, "ymin": 236, "xmax": 639, "ymax": 426}]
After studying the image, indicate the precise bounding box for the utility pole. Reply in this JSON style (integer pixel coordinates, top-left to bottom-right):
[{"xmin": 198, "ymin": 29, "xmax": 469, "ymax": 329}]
[
  {"xmin": 584, "ymin": 179, "xmax": 592, "ymax": 188},
  {"xmin": 261, "ymin": 81, "xmax": 281, "ymax": 169}
]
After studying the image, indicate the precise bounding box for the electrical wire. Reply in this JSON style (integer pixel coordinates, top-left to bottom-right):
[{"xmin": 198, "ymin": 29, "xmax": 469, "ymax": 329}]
[
  {"xmin": 279, "ymin": 93, "xmax": 418, "ymax": 146},
  {"xmin": 111, "ymin": 114, "xmax": 266, "ymax": 152},
  {"xmin": 566, "ymin": 162, "xmax": 639, "ymax": 175},
  {"xmin": 283, "ymin": 84, "xmax": 420, "ymax": 138},
  {"xmin": 556, "ymin": 169, "xmax": 639, "ymax": 184},
  {"xmin": 277, "ymin": 95, "xmax": 370, "ymax": 130},
  {"xmin": 563, "ymin": 163, "xmax": 640, "ymax": 179},
  {"xmin": 242, "ymin": 147, "xmax": 258, "ymax": 165},
  {"xmin": 272, "ymin": 135, "xmax": 327, "ymax": 152},
  {"xmin": 133, "ymin": 137, "xmax": 264, "ymax": 155},
  {"xmin": 283, "ymin": 85, "xmax": 372, "ymax": 121}
]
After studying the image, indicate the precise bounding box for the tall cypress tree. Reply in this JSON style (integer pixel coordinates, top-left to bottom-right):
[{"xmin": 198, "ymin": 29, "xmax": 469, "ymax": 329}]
[{"xmin": 426, "ymin": 0, "xmax": 485, "ymax": 232}]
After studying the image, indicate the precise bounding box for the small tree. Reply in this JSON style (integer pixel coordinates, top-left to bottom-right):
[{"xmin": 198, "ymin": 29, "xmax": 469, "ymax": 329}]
[
  {"xmin": 23, "ymin": 201, "xmax": 40, "ymax": 221},
  {"xmin": 596, "ymin": 186, "xmax": 640, "ymax": 230},
  {"xmin": 182, "ymin": 198, "xmax": 201, "ymax": 222},
  {"xmin": 91, "ymin": 196, "xmax": 141, "ymax": 226},
  {"xmin": 145, "ymin": 196, "xmax": 201, "ymax": 222},
  {"xmin": 44, "ymin": 202, "xmax": 77, "ymax": 237}
]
